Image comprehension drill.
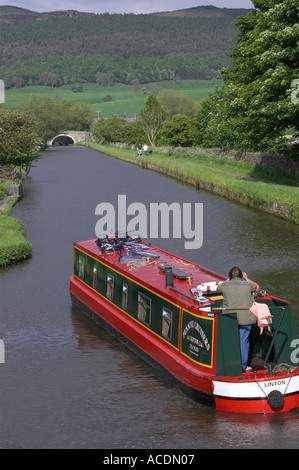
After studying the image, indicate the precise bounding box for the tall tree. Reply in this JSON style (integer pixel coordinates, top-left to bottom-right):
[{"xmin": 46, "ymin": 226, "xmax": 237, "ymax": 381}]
[
  {"xmin": 138, "ymin": 95, "xmax": 168, "ymax": 146},
  {"xmin": 194, "ymin": 0, "xmax": 299, "ymax": 151},
  {"xmin": 224, "ymin": 0, "xmax": 299, "ymax": 150}
]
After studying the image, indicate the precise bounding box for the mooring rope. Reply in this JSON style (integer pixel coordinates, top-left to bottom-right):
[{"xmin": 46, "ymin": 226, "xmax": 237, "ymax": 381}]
[
  {"xmin": 127, "ymin": 260, "xmax": 157, "ymax": 270},
  {"xmin": 273, "ymin": 363, "xmax": 296, "ymax": 373}
]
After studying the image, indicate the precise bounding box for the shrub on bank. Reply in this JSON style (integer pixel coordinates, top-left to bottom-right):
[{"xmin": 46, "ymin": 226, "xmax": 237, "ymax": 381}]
[
  {"xmin": 0, "ymin": 181, "xmax": 32, "ymax": 266},
  {"xmin": 0, "ymin": 213, "xmax": 32, "ymax": 266},
  {"xmin": 0, "ymin": 226, "xmax": 32, "ymax": 266}
]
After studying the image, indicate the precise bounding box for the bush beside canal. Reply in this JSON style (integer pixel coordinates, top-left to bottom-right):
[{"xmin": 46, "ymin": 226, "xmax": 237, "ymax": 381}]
[
  {"xmin": 0, "ymin": 188, "xmax": 32, "ymax": 266},
  {"xmin": 82, "ymin": 142, "xmax": 299, "ymax": 224}
]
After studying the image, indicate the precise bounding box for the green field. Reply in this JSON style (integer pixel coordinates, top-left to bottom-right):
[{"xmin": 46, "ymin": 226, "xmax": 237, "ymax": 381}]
[{"xmin": 2, "ymin": 80, "xmax": 221, "ymax": 118}]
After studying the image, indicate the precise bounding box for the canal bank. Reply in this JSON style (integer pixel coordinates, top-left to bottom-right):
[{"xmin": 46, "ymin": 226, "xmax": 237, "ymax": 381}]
[
  {"xmin": 0, "ymin": 183, "xmax": 32, "ymax": 266},
  {"xmin": 82, "ymin": 142, "xmax": 299, "ymax": 225}
]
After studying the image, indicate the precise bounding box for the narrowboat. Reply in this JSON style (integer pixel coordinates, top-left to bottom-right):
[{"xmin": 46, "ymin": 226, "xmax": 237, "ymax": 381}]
[{"xmin": 69, "ymin": 235, "xmax": 299, "ymax": 414}]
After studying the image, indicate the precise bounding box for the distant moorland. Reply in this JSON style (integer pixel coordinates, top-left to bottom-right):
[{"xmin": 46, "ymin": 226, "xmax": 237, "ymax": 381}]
[{"xmin": 0, "ymin": 5, "xmax": 250, "ymax": 88}]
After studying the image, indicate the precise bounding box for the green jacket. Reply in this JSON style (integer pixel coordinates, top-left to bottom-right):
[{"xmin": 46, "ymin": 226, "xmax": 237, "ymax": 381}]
[{"xmin": 221, "ymin": 278, "xmax": 256, "ymax": 325}]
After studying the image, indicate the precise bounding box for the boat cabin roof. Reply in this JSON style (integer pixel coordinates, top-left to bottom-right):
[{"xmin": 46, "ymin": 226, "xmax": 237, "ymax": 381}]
[{"xmin": 75, "ymin": 239, "xmax": 227, "ymax": 310}]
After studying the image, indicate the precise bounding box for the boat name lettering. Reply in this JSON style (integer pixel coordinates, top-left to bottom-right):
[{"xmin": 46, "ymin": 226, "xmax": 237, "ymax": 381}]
[
  {"xmin": 183, "ymin": 320, "xmax": 210, "ymax": 351},
  {"xmin": 189, "ymin": 343, "xmax": 200, "ymax": 355},
  {"xmin": 263, "ymin": 380, "xmax": 286, "ymax": 388},
  {"xmin": 187, "ymin": 335, "xmax": 203, "ymax": 349}
]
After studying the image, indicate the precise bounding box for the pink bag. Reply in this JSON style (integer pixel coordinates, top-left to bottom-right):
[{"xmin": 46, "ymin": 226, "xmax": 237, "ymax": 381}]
[{"xmin": 249, "ymin": 302, "xmax": 272, "ymax": 333}]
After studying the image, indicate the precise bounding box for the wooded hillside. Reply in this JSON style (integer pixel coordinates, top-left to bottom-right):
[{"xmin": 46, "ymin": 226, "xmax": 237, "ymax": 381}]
[{"xmin": 0, "ymin": 5, "xmax": 251, "ymax": 87}]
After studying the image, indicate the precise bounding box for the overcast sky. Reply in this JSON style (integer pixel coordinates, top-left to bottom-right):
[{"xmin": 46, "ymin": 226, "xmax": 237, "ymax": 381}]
[{"xmin": 1, "ymin": 0, "xmax": 254, "ymax": 15}]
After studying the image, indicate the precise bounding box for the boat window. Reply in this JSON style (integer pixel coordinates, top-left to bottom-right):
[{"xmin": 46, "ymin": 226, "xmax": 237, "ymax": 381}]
[
  {"xmin": 92, "ymin": 265, "xmax": 97, "ymax": 289},
  {"xmin": 107, "ymin": 274, "xmax": 114, "ymax": 300},
  {"xmin": 138, "ymin": 293, "xmax": 151, "ymax": 325},
  {"xmin": 122, "ymin": 283, "xmax": 128, "ymax": 310},
  {"xmin": 162, "ymin": 307, "xmax": 172, "ymax": 340},
  {"xmin": 78, "ymin": 256, "xmax": 84, "ymax": 279}
]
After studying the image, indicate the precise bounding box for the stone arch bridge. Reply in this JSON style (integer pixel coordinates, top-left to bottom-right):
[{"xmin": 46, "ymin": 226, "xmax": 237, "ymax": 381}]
[{"xmin": 48, "ymin": 130, "xmax": 93, "ymax": 146}]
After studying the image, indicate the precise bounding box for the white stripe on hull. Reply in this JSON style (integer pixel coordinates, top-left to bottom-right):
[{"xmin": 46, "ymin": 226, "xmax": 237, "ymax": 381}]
[{"xmin": 212, "ymin": 374, "xmax": 299, "ymax": 399}]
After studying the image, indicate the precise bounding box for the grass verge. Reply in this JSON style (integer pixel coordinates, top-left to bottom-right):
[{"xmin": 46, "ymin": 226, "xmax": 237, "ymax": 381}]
[{"xmin": 0, "ymin": 189, "xmax": 32, "ymax": 266}]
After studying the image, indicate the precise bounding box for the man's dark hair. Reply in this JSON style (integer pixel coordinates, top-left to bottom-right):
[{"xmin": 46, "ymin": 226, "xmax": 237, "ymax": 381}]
[{"xmin": 229, "ymin": 266, "xmax": 243, "ymax": 279}]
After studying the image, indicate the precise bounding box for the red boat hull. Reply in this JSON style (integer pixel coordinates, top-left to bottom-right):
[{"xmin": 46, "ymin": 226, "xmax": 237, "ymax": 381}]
[
  {"xmin": 70, "ymin": 274, "xmax": 299, "ymax": 414},
  {"xmin": 214, "ymin": 395, "xmax": 299, "ymax": 414},
  {"xmin": 70, "ymin": 275, "xmax": 214, "ymax": 396}
]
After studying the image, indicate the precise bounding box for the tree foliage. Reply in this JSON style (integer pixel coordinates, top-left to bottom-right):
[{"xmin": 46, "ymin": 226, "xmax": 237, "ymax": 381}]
[
  {"xmin": 192, "ymin": 0, "xmax": 299, "ymax": 152},
  {"xmin": 91, "ymin": 117, "xmax": 145, "ymax": 145},
  {"xmin": 138, "ymin": 95, "xmax": 168, "ymax": 146},
  {"xmin": 22, "ymin": 96, "xmax": 94, "ymax": 145},
  {"xmin": 0, "ymin": 7, "xmax": 246, "ymax": 87},
  {"xmin": 0, "ymin": 110, "xmax": 39, "ymax": 167},
  {"xmin": 159, "ymin": 114, "xmax": 194, "ymax": 147},
  {"xmin": 157, "ymin": 89, "xmax": 199, "ymax": 119}
]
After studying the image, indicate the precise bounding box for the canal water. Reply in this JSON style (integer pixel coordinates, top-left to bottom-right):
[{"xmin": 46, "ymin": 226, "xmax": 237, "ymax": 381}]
[{"xmin": 1, "ymin": 146, "xmax": 298, "ymax": 449}]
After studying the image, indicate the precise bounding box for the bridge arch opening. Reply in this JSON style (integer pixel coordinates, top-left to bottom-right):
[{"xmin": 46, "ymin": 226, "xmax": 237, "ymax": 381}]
[{"xmin": 50, "ymin": 134, "xmax": 76, "ymax": 146}]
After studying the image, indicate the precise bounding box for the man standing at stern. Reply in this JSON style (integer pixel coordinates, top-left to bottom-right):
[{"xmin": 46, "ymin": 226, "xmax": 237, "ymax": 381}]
[{"xmin": 217, "ymin": 267, "xmax": 260, "ymax": 373}]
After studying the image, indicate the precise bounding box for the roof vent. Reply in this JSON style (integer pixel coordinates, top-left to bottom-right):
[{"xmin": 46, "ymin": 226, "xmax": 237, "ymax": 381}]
[{"xmin": 164, "ymin": 266, "xmax": 174, "ymax": 287}]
